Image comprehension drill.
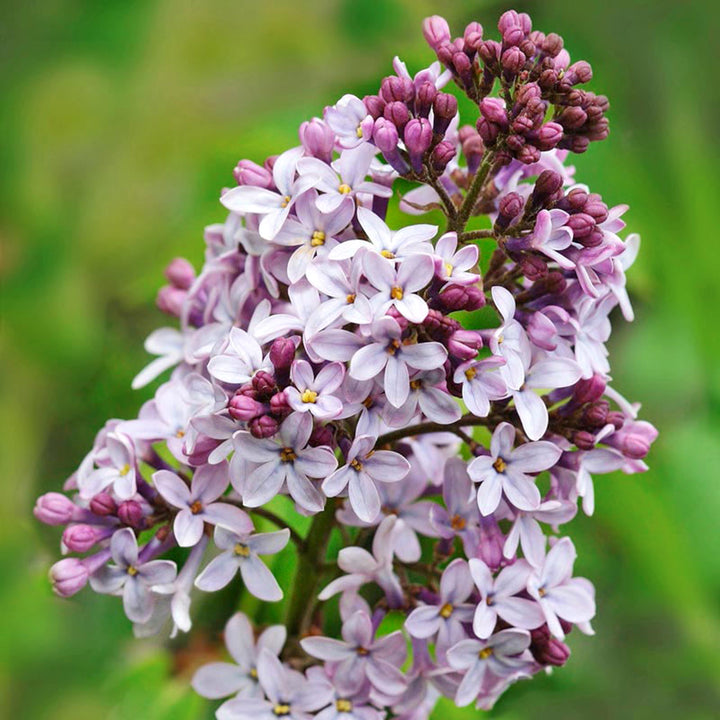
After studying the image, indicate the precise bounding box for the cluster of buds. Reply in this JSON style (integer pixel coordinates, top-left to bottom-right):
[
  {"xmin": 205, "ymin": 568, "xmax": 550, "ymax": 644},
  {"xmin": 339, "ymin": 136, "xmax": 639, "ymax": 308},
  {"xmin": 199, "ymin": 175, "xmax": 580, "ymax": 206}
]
[{"xmin": 35, "ymin": 9, "xmax": 656, "ymax": 718}]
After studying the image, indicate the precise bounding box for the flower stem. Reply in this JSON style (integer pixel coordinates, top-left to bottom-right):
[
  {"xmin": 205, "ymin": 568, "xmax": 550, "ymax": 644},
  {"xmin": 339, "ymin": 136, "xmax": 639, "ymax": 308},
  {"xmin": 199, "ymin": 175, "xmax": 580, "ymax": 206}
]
[{"xmin": 450, "ymin": 150, "xmax": 496, "ymax": 233}]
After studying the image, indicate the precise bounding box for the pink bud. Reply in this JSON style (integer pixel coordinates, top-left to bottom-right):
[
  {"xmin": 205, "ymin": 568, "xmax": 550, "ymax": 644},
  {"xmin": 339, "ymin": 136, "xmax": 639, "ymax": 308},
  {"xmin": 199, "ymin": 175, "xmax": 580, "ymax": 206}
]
[
  {"xmin": 63, "ymin": 524, "xmax": 103, "ymax": 553},
  {"xmin": 90, "ymin": 491, "xmax": 117, "ymax": 516},
  {"xmin": 34, "ymin": 493, "xmax": 76, "ymax": 525},
  {"xmin": 164, "ymin": 257, "xmax": 195, "ymax": 289},
  {"xmin": 299, "ymin": 118, "xmax": 335, "ymax": 162},
  {"xmin": 156, "ymin": 286, "xmax": 186, "ymax": 317},
  {"xmin": 229, "ymin": 394, "xmax": 265, "ymax": 422},
  {"xmin": 50, "ymin": 558, "xmax": 89, "ymax": 597},
  {"xmin": 233, "ymin": 159, "xmax": 273, "ymax": 188},
  {"xmin": 270, "ymin": 337, "xmax": 296, "ymax": 372},
  {"xmin": 423, "ymin": 15, "xmax": 451, "ymax": 50},
  {"xmin": 118, "ymin": 500, "xmax": 145, "ymax": 528},
  {"xmin": 249, "ymin": 415, "xmax": 279, "ymax": 439}
]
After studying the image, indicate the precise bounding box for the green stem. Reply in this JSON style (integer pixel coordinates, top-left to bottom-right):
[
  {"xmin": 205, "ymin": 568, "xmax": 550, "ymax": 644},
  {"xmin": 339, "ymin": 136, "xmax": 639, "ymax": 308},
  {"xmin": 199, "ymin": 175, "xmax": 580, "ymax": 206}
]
[
  {"xmin": 285, "ymin": 500, "xmax": 337, "ymax": 641},
  {"xmin": 450, "ymin": 150, "xmax": 496, "ymax": 233}
]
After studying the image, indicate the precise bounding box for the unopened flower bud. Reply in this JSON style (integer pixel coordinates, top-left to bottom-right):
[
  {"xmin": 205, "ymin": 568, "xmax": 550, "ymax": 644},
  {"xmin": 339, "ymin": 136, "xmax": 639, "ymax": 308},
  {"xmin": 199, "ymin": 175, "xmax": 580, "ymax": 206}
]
[
  {"xmin": 531, "ymin": 625, "xmax": 571, "ymax": 666},
  {"xmin": 118, "ymin": 500, "xmax": 144, "ymax": 528},
  {"xmin": 269, "ymin": 390, "xmax": 291, "ymax": 415},
  {"xmin": 423, "ymin": 15, "xmax": 451, "ymax": 50},
  {"xmin": 164, "ymin": 258, "xmax": 195, "ymax": 290},
  {"xmin": 299, "ymin": 118, "xmax": 335, "ymax": 163},
  {"xmin": 415, "ymin": 82, "xmax": 437, "ymax": 118},
  {"xmin": 233, "ymin": 159, "xmax": 273, "ymax": 188},
  {"xmin": 384, "ymin": 101, "xmax": 411, "ymax": 134},
  {"xmin": 437, "ymin": 284, "xmax": 486, "ymax": 312},
  {"xmin": 229, "ymin": 394, "xmax": 265, "ymax": 422},
  {"xmin": 447, "ymin": 329, "xmax": 483, "ymax": 361},
  {"xmin": 430, "ymin": 141, "xmax": 456, "ymax": 173},
  {"xmin": 479, "ymin": 97, "xmax": 507, "ymax": 126},
  {"xmin": 249, "ymin": 415, "xmax": 279, "ymax": 439},
  {"xmin": 530, "ymin": 170, "xmax": 564, "ymax": 206},
  {"xmin": 363, "ymin": 94, "xmax": 386, "ymax": 119},
  {"xmin": 520, "ymin": 254, "xmax": 548, "ymax": 280},
  {"xmin": 309, "ymin": 424, "xmax": 334, "ymax": 448},
  {"xmin": 573, "ymin": 431, "xmax": 597, "ymax": 451},
  {"xmin": 252, "ymin": 370, "xmax": 277, "ymax": 397},
  {"xmin": 501, "ymin": 46, "xmax": 526, "ymax": 74},
  {"xmin": 496, "ymin": 192, "xmax": 524, "ymax": 230},
  {"xmin": 380, "ymin": 76, "xmax": 415, "ymax": 106},
  {"xmin": 573, "ymin": 375, "xmax": 607, "ymax": 404},
  {"xmin": 90, "ymin": 492, "xmax": 117, "ymax": 516},
  {"xmin": 432, "ymin": 93, "xmax": 458, "ymax": 135},
  {"xmin": 463, "ymin": 21, "xmax": 484, "ymax": 52},
  {"xmin": 63, "ymin": 524, "xmax": 105, "ymax": 553},
  {"xmin": 373, "ymin": 117, "xmax": 400, "ymax": 154},
  {"xmin": 535, "ymin": 121, "xmax": 564, "ymax": 150},
  {"xmin": 404, "ymin": 118, "xmax": 433, "ymax": 172},
  {"xmin": 50, "ymin": 558, "xmax": 89, "ymax": 598},
  {"xmin": 270, "ymin": 337, "xmax": 296, "ymax": 372},
  {"xmin": 566, "ymin": 213, "xmax": 595, "ymax": 238},
  {"xmin": 34, "ymin": 493, "xmax": 76, "ymax": 525},
  {"xmin": 156, "ymin": 286, "xmax": 186, "ymax": 317}
]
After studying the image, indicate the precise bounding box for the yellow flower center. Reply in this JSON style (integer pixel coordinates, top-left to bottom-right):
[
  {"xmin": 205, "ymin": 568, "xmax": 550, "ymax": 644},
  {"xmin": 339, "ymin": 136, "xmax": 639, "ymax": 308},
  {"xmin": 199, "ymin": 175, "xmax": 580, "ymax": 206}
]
[
  {"xmin": 190, "ymin": 500, "xmax": 204, "ymax": 514},
  {"xmin": 356, "ymin": 125, "xmax": 364, "ymax": 138},
  {"xmin": 451, "ymin": 514, "xmax": 466, "ymax": 531},
  {"xmin": 338, "ymin": 183, "xmax": 352, "ymax": 194},
  {"xmin": 127, "ymin": 566, "xmax": 138, "ymax": 577},
  {"xmin": 440, "ymin": 603, "xmax": 454, "ymax": 619},
  {"xmin": 390, "ymin": 286, "xmax": 404, "ymax": 300},
  {"xmin": 493, "ymin": 457, "xmax": 507, "ymax": 473},
  {"xmin": 301, "ymin": 389, "xmax": 318, "ymax": 404},
  {"xmin": 234, "ymin": 543, "xmax": 251, "ymax": 557},
  {"xmin": 119, "ymin": 463, "xmax": 131, "ymax": 476},
  {"xmin": 464, "ymin": 367, "xmax": 477, "ymax": 381},
  {"xmin": 249, "ymin": 667, "xmax": 258, "ymax": 679},
  {"xmin": 311, "ymin": 230, "xmax": 326, "ymax": 247},
  {"xmin": 273, "ymin": 704, "xmax": 291, "ymax": 716},
  {"xmin": 350, "ymin": 458, "xmax": 363, "ymax": 472},
  {"xmin": 445, "ymin": 262, "xmax": 454, "ymax": 276},
  {"xmin": 280, "ymin": 447, "xmax": 296, "ymax": 463},
  {"xmin": 357, "ymin": 646, "xmax": 369, "ymax": 656},
  {"xmin": 479, "ymin": 647, "xmax": 494, "ymax": 660},
  {"xmin": 386, "ymin": 339, "xmax": 401, "ymax": 356},
  {"xmin": 410, "ymin": 379, "xmax": 422, "ymax": 391},
  {"xmin": 346, "ymin": 293, "xmax": 356, "ymax": 304},
  {"xmin": 280, "ymin": 195, "xmax": 291, "ymax": 208},
  {"xmin": 380, "ymin": 249, "xmax": 395, "ymax": 259},
  {"xmin": 337, "ymin": 699, "xmax": 353, "ymax": 712}
]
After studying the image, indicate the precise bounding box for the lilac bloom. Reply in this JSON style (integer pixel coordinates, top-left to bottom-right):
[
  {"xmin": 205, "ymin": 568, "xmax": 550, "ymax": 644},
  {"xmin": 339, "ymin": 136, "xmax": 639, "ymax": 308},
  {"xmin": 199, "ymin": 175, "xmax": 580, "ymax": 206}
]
[
  {"xmin": 324, "ymin": 94, "xmax": 374, "ymax": 149},
  {"xmin": 429, "ymin": 458, "xmax": 482, "ymax": 557},
  {"xmin": 349, "ymin": 317, "xmax": 447, "ymax": 408},
  {"xmin": 567, "ymin": 294, "xmax": 614, "ymax": 379},
  {"xmin": 573, "ymin": 446, "xmax": 625, "ymax": 515},
  {"xmin": 336, "ymin": 376, "xmax": 390, "ymax": 439},
  {"xmin": 607, "ymin": 232, "xmax": 640, "ymax": 321},
  {"xmin": 384, "ymin": 368, "xmax": 461, "ymax": 427},
  {"xmin": 308, "ymin": 666, "xmax": 384, "ymax": 720},
  {"xmin": 526, "ymin": 209, "xmax": 575, "ymax": 269},
  {"xmin": 467, "ymin": 422, "xmax": 562, "ymax": 515},
  {"xmin": 393, "ymin": 56, "xmax": 452, "ymax": 90},
  {"xmin": 364, "ymin": 252, "xmax": 434, "ymax": 323},
  {"xmin": 220, "ymin": 147, "xmax": 318, "ymax": 241},
  {"xmin": 469, "ymin": 558, "xmax": 545, "ymax": 638},
  {"xmin": 323, "ymin": 435, "xmax": 409, "ymax": 523},
  {"xmin": 89, "ymin": 528, "xmax": 177, "ymax": 623},
  {"xmin": 527, "ymin": 537, "xmax": 596, "ymax": 639},
  {"xmin": 453, "ymin": 357, "xmax": 508, "ymax": 418},
  {"xmin": 405, "ymin": 559, "xmax": 475, "ymax": 655},
  {"xmin": 319, "ymin": 516, "xmax": 404, "ymax": 608},
  {"xmin": 79, "ymin": 432, "xmax": 137, "ymax": 501},
  {"xmin": 510, "ymin": 356, "xmax": 583, "ymax": 440},
  {"xmin": 234, "ymin": 412, "xmax": 337, "ymax": 513},
  {"xmin": 446, "ymin": 629, "xmax": 534, "ymax": 707},
  {"xmin": 433, "ymin": 232, "xmax": 480, "ymax": 286},
  {"xmin": 489, "ymin": 286, "xmax": 532, "ymax": 390},
  {"xmin": 253, "ymin": 280, "xmax": 320, "ymax": 345},
  {"xmin": 153, "ymin": 463, "xmax": 253, "ymax": 547},
  {"xmin": 132, "ymin": 327, "xmax": 186, "ymax": 390},
  {"xmin": 298, "ymin": 144, "xmax": 391, "ymax": 214},
  {"xmin": 301, "ymin": 610, "xmax": 407, "ymax": 696},
  {"xmin": 329, "ymin": 207, "xmax": 436, "ymax": 261},
  {"xmin": 503, "ymin": 499, "xmax": 578, "ymax": 568},
  {"xmin": 217, "ymin": 647, "xmax": 333, "ymax": 720},
  {"xmin": 274, "ymin": 190, "xmax": 355, "ymax": 283},
  {"xmin": 192, "ymin": 612, "xmax": 286, "ymax": 700},
  {"xmin": 305, "ymin": 257, "xmax": 374, "ymax": 335},
  {"xmin": 286, "ymin": 360, "xmax": 345, "ymax": 420},
  {"xmin": 195, "ymin": 526, "xmax": 290, "ymax": 600},
  {"xmin": 208, "ymin": 327, "xmax": 269, "ymax": 385}
]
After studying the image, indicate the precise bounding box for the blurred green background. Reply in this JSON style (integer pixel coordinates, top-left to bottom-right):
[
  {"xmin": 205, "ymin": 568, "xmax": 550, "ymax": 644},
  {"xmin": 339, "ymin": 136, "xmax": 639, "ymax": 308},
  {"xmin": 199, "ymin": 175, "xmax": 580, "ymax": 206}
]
[{"xmin": 2, "ymin": 0, "xmax": 719, "ymax": 717}]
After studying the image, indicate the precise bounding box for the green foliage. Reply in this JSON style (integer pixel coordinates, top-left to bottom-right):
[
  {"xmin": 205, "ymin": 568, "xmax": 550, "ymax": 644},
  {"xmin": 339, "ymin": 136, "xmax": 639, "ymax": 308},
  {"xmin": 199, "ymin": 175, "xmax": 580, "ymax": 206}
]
[{"xmin": 1, "ymin": 0, "xmax": 719, "ymax": 717}]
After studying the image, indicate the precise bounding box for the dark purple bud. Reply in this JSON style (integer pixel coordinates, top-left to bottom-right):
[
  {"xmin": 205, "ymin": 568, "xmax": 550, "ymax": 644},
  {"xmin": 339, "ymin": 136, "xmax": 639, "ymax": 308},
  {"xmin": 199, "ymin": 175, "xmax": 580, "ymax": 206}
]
[
  {"xmin": 438, "ymin": 284, "xmax": 486, "ymax": 312},
  {"xmin": 252, "ymin": 370, "xmax": 277, "ymax": 397},
  {"xmin": 531, "ymin": 625, "xmax": 571, "ymax": 666},
  {"xmin": 309, "ymin": 424, "xmax": 334, "ymax": 448},
  {"xmin": 558, "ymin": 106, "xmax": 588, "ymax": 130},
  {"xmin": 383, "ymin": 101, "xmax": 410, "ymax": 134},
  {"xmin": 50, "ymin": 558, "xmax": 89, "ymax": 597},
  {"xmin": 520, "ymin": 254, "xmax": 548, "ymax": 280},
  {"xmin": 584, "ymin": 401, "xmax": 609, "ymax": 428},
  {"xmin": 463, "ymin": 21, "xmax": 484, "ymax": 52},
  {"xmin": 430, "ymin": 141, "xmax": 456, "ymax": 173},
  {"xmin": 164, "ymin": 258, "xmax": 195, "ymax": 290},
  {"xmin": 229, "ymin": 394, "xmax": 265, "ymax": 422},
  {"xmin": 501, "ymin": 47, "xmax": 526, "ymax": 74},
  {"xmin": 270, "ymin": 337, "xmax": 295, "ymax": 372},
  {"xmin": 566, "ymin": 213, "xmax": 596, "ymax": 238},
  {"xmin": 299, "ymin": 118, "xmax": 335, "ymax": 163},
  {"xmin": 476, "ymin": 515, "xmax": 505, "ymax": 570},
  {"xmin": 63, "ymin": 524, "xmax": 104, "ymax": 553},
  {"xmin": 574, "ymin": 374, "xmax": 606, "ymax": 404},
  {"xmin": 517, "ymin": 144, "xmax": 541, "ymax": 164},
  {"xmin": 363, "ymin": 94, "xmax": 386, "ymax": 120},
  {"xmin": 535, "ymin": 122, "xmax": 564, "ymax": 150},
  {"xmin": 380, "ymin": 75, "xmax": 415, "ymax": 105},
  {"xmin": 544, "ymin": 270, "xmax": 567, "ymax": 295},
  {"xmin": 478, "ymin": 39, "xmax": 501, "ymax": 65},
  {"xmin": 606, "ymin": 411, "xmax": 625, "ymax": 430},
  {"xmin": 118, "ymin": 500, "xmax": 145, "ymax": 528},
  {"xmin": 463, "ymin": 134, "xmax": 486, "ymax": 174},
  {"xmin": 373, "ymin": 117, "xmax": 400, "ymax": 154},
  {"xmin": 447, "ymin": 329, "xmax": 483, "ymax": 361},
  {"xmin": 573, "ymin": 431, "xmax": 597, "ymax": 451},
  {"xmin": 269, "ymin": 390, "xmax": 291, "ymax": 415},
  {"xmin": 531, "ymin": 170, "xmax": 564, "ymax": 206},
  {"xmin": 233, "ymin": 159, "xmax": 273, "ymax": 188},
  {"xmin": 90, "ymin": 492, "xmax": 117, "ymax": 516},
  {"xmin": 404, "ymin": 118, "xmax": 433, "ymax": 158},
  {"xmin": 583, "ymin": 200, "xmax": 609, "ymax": 224},
  {"xmin": 423, "ymin": 15, "xmax": 451, "ymax": 50},
  {"xmin": 156, "ymin": 286, "xmax": 186, "ymax": 317},
  {"xmin": 415, "ymin": 82, "xmax": 437, "ymax": 118},
  {"xmin": 249, "ymin": 415, "xmax": 279, "ymax": 439},
  {"xmin": 34, "ymin": 493, "xmax": 76, "ymax": 525},
  {"xmin": 567, "ymin": 61, "xmax": 593, "ymax": 84},
  {"xmin": 542, "ymin": 33, "xmax": 564, "ymax": 57},
  {"xmin": 476, "ymin": 117, "xmax": 498, "ymax": 145},
  {"xmin": 432, "ymin": 93, "xmax": 458, "ymax": 135},
  {"xmin": 452, "ymin": 51, "xmax": 475, "ymax": 90}
]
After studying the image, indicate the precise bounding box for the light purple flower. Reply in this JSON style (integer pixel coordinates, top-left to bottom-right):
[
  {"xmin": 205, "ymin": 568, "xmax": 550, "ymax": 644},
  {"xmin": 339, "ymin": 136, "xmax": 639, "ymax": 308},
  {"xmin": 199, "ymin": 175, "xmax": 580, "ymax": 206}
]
[
  {"xmin": 573, "ymin": 446, "xmax": 625, "ymax": 515},
  {"xmin": 192, "ymin": 612, "xmax": 286, "ymax": 700},
  {"xmin": 446, "ymin": 629, "xmax": 533, "ymax": 707},
  {"xmin": 349, "ymin": 317, "xmax": 447, "ymax": 408},
  {"xmin": 329, "ymin": 207, "xmax": 436, "ymax": 261},
  {"xmin": 489, "ymin": 286, "xmax": 531, "ymax": 390},
  {"xmin": 364, "ymin": 251, "xmax": 434, "ymax": 323},
  {"xmin": 195, "ymin": 526, "xmax": 290, "ymax": 601},
  {"xmin": 324, "ymin": 94, "xmax": 374, "ymax": 149},
  {"xmin": 220, "ymin": 147, "xmax": 318, "ymax": 240},
  {"xmin": 468, "ymin": 558, "xmax": 545, "ymax": 638},
  {"xmin": 467, "ymin": 422, "xmax": 562, "ymax": 515},
  {"xmin": 301, "ymin": 610, "xmax": 407, "ymax": 696},
  {"xmin": 323, "ymin": 435, "xmax": 409, "ymax": 523},
  {"xmin": 526, "ymin": 209, "xmax": 575, "ymax": 269},
  {"xmin": 89, "ymin": 528, "xmax": 177, "ymax": 623},
  {"xmin": 216, "ymin": 647, "xmax": 333, "ymax": 720},
  {"xmin": 131, "ymin": 327, "xmax": 186, "ymax": 390},
  {"xmin": 286, "ymin": 360, "xmax": 345, "ymax": 420},
  {"xmin": 153, "ymin": 463, "xmax": 253, "ymax": 547},
  {"xmin": 453, "ymin": 357, "xmax": 508, "ymax": 417},
  {"xmin": 79, "ymin": 432, "xmax": 137, "ymax": 501},
  {"xmin": 384, "ymin": 368, "xmax": 461, "ymax": 427},
  {"xmin": 208, "ymin": 327, "xmax": 269, "ymax": 385},
  {"xmin": 433, "ymin": 232, "xmax": 480, "ymax": 286},
  {"xmin": 527, "ymin": 537, "xmax": 596, "ymax": 639},
  {"xmin": 234, "ymin": 412, "xmax": 337, "ymax": 513},
  {"xmin": 405, "ymin": 559, "xmax": 475, "ymax": 655}
]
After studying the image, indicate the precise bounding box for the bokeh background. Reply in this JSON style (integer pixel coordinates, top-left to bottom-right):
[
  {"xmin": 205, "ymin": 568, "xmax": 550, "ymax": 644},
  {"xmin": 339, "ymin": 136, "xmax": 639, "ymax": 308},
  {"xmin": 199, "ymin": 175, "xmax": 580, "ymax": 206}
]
[{"xmin": 2, "ymin": 0, "xmax": 719, "ymax": 718}]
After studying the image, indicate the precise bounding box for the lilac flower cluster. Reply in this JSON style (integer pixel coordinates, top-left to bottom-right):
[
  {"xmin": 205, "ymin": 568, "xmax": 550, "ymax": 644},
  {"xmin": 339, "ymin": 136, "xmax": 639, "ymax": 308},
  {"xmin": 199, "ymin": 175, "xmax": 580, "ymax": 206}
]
[{"xmin": 35, "ymin": 10, "xmax": 657, "ymax": 716}]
